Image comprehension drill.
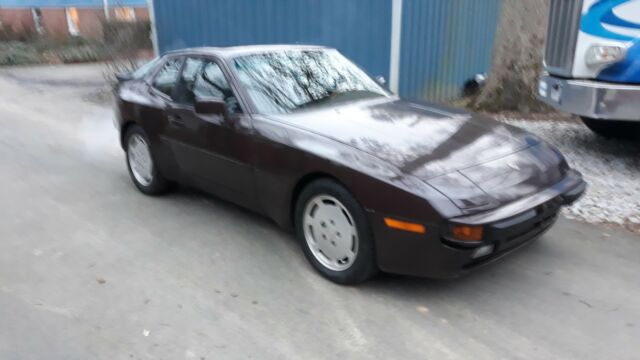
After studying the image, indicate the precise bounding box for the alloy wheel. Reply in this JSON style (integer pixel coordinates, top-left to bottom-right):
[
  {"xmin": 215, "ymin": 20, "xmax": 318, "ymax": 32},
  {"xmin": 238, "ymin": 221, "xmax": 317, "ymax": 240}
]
[
  {"xmin": 302, "ymin": 195, "xmax": 359, "ymax": 271},
  {"xmin": 127, "ymin": 134, "xmax": 154, "ymax": 186}
]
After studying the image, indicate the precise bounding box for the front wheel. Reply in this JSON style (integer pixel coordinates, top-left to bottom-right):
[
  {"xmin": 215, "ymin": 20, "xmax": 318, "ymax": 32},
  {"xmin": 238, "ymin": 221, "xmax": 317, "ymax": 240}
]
[
  {"xmin": 581, "ymin": 117, "xmax": 640, "ymax": 139},
  {"xmin": 124, "ymin": 125, "xmax": 173, "ymax": 195},
  {"xmin": 294, "ymin": 179, "xmax": 378, "ymax": 284}
]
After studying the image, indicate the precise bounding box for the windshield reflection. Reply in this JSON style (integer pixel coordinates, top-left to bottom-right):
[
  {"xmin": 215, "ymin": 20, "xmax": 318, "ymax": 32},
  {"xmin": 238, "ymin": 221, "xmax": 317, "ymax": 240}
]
[{"xmin": 233, "ymin": 49, "xmax": 389, "ymax": 114}]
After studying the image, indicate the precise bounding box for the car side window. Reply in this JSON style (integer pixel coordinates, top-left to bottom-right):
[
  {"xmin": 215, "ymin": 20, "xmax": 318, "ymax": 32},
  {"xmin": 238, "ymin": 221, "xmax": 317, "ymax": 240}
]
[
  {"xmin": 152, "ymin": 58, "xmax": 182, "ymax": 98},
  {"xmin": 173, "ymin": 57, "xmax": 204, "ymax": 106},
  {"xmin": 194, "ymin": 62, "xmax": 225, "ymax": 99},
  {"xmin": 194, "ymin": 60, "xmax": 242, "ymax": 114}
]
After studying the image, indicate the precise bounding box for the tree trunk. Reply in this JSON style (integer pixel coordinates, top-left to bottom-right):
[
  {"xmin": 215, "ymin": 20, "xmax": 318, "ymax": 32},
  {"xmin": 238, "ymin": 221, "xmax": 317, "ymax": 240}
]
[{"xmin": 472, "ymin": 0, "xmax": 551, "ymax": 112}]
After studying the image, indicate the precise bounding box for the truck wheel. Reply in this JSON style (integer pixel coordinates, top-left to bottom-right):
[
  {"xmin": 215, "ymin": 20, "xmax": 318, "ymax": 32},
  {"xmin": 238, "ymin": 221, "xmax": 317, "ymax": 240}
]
[{"xmin": 581, "ymin": 117, "xmax": 640, "ymax": 139}]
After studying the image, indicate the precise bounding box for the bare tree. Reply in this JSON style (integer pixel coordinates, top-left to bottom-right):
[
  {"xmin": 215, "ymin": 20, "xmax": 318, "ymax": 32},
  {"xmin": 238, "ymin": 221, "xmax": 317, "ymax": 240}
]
[{"xmin": 471, "ymin": 0, "xmax": 551, "ymax": 112}]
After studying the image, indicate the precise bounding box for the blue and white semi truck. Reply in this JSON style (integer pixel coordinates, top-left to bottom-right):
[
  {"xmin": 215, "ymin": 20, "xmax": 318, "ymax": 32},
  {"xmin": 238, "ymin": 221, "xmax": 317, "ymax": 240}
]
[{"xmin": 538, "ymin": 0, "xmax": 640, "ymax": 137}]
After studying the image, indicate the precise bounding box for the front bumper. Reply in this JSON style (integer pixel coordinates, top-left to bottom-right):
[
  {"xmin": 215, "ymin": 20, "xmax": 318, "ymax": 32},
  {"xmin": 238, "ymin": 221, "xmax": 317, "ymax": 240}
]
[
  {"xmin": 372, "ymin": 170, "xmax": 586, "ymax": 278},
  {"xmin": 537, "ymin": 74, "xmax": 640, "ymax": 121}
]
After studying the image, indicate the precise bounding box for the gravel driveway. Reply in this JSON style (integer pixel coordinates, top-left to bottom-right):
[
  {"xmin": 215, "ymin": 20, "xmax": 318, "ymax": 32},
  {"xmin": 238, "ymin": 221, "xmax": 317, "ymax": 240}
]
[{"xmin": 500, "ymin": 117, "xmax": 640, "ymax": 233}]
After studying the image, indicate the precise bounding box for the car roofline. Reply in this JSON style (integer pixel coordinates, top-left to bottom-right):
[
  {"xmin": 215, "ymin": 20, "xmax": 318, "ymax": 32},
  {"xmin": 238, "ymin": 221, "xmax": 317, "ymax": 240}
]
[{"xmin": 163, "ymin": 44, "xmax": 332, "ymax": 59}]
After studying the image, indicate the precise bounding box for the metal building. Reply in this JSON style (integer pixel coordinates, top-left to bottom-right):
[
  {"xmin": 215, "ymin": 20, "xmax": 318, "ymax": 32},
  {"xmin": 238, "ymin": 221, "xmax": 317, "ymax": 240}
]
[{"xmin": 150, "ymin": 0, "xmax": 501, "ymax": 101}]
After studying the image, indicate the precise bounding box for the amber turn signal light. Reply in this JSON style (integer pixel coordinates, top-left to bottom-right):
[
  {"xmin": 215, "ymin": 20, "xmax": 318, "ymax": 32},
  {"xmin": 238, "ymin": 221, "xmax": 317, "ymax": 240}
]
[
  {"xmin": 384, "ymin": 218, "xmax": 426, "ymax": 234},
  {"xmin": 451, "ymin": 225, "xmax": 483, "ymax": 242}
]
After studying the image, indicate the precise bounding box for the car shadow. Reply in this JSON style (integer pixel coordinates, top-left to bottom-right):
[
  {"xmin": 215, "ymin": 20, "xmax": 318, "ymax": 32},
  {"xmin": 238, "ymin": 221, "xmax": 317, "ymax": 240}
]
[
  {"xmin": 164, "ymin": 184, "xmax": 297, "ymax": 241},
  {"xmin": 369, "ymin": 239, "xmax": 548, "ymax": 287},
  {"xmin": 162, "ymin": 183, "xmax": 557, "ymax": 297}
]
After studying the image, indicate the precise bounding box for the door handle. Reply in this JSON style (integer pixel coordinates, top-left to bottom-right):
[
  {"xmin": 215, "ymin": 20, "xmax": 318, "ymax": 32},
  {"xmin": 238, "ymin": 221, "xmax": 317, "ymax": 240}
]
[{"xmin": 168, "ymin": 114, "xmax": 185, "ymax": 127}]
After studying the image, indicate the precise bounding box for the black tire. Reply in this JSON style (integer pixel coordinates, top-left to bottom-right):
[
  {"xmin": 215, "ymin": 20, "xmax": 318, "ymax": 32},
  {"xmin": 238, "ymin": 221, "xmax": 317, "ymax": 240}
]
[
  {"xmin": 581, "ymin": 117, "xmax": 640, "ymax": 139},
  {"xmin": 294, "ymin": 179, "xmax": 378, "ymax": 284},
  {"xmin": 123, "ymin": 125, "xmax": 173, "ymax": 195}
]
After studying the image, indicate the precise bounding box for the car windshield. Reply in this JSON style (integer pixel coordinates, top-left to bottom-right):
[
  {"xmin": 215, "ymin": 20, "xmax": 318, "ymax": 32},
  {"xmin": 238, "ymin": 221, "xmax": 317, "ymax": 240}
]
[
  {"xmin": 130, "ymin": 57, "xmax": 163, "ymax": 79},
  {"xmin": 233, "ymin": 49, "xmax": 389, "ymax": 114}
]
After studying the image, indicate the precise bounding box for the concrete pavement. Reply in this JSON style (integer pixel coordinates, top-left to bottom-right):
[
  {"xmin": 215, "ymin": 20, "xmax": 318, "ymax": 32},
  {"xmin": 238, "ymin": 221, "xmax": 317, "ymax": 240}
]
[{"xmin": 0, "ymin": 63, "xmax": 638, "ymax": 360}]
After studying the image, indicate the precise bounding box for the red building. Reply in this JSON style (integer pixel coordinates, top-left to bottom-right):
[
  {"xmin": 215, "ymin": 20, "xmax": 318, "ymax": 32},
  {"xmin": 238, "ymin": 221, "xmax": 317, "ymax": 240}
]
[{"xmin": 0, "ymin": 0, "xmax": 148, "ymax": 40}]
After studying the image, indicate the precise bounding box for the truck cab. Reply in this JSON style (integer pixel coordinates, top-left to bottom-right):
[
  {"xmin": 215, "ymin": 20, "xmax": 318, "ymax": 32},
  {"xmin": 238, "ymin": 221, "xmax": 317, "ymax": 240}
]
[{"xmin": 538, "ymin": 0, "xmax": 640, "ymax": 137}]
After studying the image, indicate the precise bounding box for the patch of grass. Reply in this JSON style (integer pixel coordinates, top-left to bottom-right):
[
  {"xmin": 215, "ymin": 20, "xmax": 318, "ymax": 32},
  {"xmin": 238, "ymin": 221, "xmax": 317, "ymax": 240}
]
[
  {"xmin": 49, "ymin": 41, "xmax": 105, "ymax": 64},
  {"xmin": 0, "ymin": 38, "xmax": 107, "ymax": 66},
  {"xmin": 0, "ymin": 41, "xmax": 43, "ymax": 65},
  {"xmin": 0, "ymin": 21, "xmax": 151, "ymax": 66}
]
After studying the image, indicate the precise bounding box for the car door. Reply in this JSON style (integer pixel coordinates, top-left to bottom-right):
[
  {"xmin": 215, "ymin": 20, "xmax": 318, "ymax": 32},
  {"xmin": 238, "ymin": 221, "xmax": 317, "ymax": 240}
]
[
  {"xmin": 164, "ymin": 56, "xmax": 258, "ymax": 209},
  {"xmin": 136, "ymin": 55, "xmax": 184, "ymax": 180}
]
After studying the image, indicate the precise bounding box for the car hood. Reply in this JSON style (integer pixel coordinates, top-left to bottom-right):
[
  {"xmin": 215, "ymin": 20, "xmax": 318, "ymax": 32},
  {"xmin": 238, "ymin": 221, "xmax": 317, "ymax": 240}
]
[{"xmin": 269, "ymin": 98, "xmax": 567, "ymax": 211}]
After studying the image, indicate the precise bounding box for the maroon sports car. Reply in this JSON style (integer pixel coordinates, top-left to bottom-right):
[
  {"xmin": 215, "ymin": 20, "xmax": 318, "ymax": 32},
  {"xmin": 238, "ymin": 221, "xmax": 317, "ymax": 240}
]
[{"xmin": 115, "ymin": 45, "xmax": 586, "ymax": 284}]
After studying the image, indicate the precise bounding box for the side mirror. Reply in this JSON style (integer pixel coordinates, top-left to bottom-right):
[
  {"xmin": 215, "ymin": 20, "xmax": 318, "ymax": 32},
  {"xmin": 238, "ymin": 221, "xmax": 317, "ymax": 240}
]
[
  {"xmin": 375, "ymin": 75, "xmax": 386, "ymax": 85},
  {"xmin": 195, "ymin": 97, "xmax": 226, "ymax": 115},
  {"xmin": 115, "ymin": 72, "xmax": 132, "ymax": 82}
]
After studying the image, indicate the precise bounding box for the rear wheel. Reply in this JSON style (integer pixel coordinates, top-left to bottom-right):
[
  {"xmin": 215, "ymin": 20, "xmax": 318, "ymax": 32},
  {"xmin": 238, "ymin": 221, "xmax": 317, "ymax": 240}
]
[
  {"xmin": 294, "ymin": 179, "xmax": 378, "ymax": 284},
  {"xmin": 581, "ymin": 117, "xmax": 640, "ymax": 139},
  {"xmin": 124, "ymin": 125, "xmax": 173, "ymax": 195}
]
